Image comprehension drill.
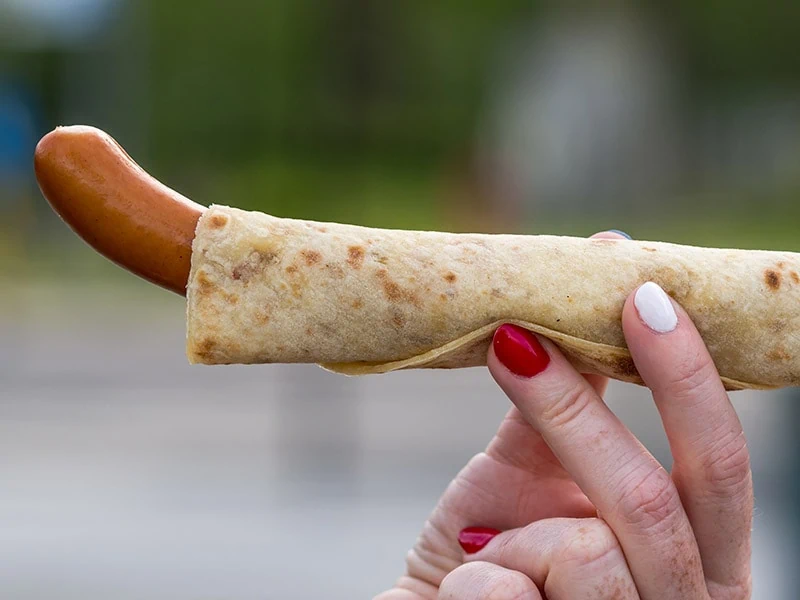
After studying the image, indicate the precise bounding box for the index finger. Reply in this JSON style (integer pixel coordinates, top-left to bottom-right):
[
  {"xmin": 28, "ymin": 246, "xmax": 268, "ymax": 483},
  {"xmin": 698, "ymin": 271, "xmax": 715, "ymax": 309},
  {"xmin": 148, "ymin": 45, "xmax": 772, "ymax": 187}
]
[{"xmin": 487, "ymin": 327, "xmax": 705, "ymax": 599}]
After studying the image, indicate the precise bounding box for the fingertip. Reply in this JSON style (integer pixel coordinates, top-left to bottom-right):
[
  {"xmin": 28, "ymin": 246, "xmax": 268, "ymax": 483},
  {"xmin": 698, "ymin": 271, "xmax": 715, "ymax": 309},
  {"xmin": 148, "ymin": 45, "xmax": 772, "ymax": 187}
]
[
  {"xmin": 622, "ymin": 284, "xmax": 720, "ymax": 394},
  {"xmin": 622, "ymin": 282, "xmax": 686, "ymax": 342},
  {"xmin": 591, "ymin": 230, "xmax": 631, "ymax": 240},
  {"xmin": 490, "ymin": 324, "xmax": 551, "ymax": 379}
]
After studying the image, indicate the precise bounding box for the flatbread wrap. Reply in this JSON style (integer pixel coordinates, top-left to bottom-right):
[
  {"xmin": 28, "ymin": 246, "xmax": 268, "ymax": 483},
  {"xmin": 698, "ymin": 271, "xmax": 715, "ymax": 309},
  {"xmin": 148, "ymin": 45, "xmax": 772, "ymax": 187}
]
[{"xmin": 187, "ymin": 205, "xmax": 800, "ymax": 390}]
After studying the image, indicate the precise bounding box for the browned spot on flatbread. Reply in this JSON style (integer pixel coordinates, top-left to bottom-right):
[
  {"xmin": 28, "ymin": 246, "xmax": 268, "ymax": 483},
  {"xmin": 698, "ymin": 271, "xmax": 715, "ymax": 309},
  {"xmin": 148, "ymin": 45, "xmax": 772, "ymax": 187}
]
[
  {"xmin": 285, "ymin": 265, "xmax": 298, "ymax": 275},
  {"xmin": 391, "ymin": 313, "xmax": 405, "ymax": 328},
  {"xmin": 643, "ymin": 247, "xmax": 657, "ymax": 252},
  {"xmin": 443, "ymin": 271, "xmax": 457, "ymax": 284},
  {"xmin": 768, "ymin": 346, "xmax": 791, "ymax": 361},
  {"xmin": 778, "ymin": 261, "xmax": 786, "ymax": 269},
  {"xmin": 256, "ymin": 310, "xmax": 270, "ymax": 324},
  {"xmin": 196, "ymin": 271, "xmax": 215, "ymax": 293},
  {"xmin": 370, "ymin": 252, "xmax": 389, "ymax": 265},
  {"xmin": 376, "ymin": 269, "xmax": 421, "ymax": 307},
  {"xmin": 233, "ymin": 251, "xmax": 278, "ymax": 282},
  {"xmin": 301, "ymin": 250, "xmax": 322, "ymax": 266},
  {"xmin": 316, "ymin": 226, "xmax": 328, "ymax": 233},
  {"xmin": 195, "ymin": 338, "xmax": 218, "ymax": 360},
  {"xmin": 209, "ymin": 214, "xmax": 228, "ymax": 229},
  {"xmin": 791, "ymin": 271, "xmax": 800, "ymax": 284},
  {"xmin": 306, "ymin": 326, "xmax": 314, "ymax": 335},
  {"xmin": 326, "ymin": 263, "xmax": 345, "ymax": 278},
  {"xmin": 352, "ymin": 299, "xmax": 363, "ymax": 309},
  {"xmin": 381, "ymin": 277, "xmax": 402, "ymax": 302},
  {"xmin": 770, "ymin": 319, "xmax": 787, "ymax": 333},
  {"xmin": 609, "ymin": 355, "xmax": 640, "ymax": 379},
  {"xmin": 439, "ymin": 293, "xmax": 447, "ymax": 301},
  {"xmin": 765, "ymin": 269, "xmax": 781, "ymax": 291},
  {"xmin": 347, "ymin": 246, "xmax": 365, "ymax": 269},
  {"xmin": 193, "ymin": 272, "xmax": 237, "ymax": 305}
]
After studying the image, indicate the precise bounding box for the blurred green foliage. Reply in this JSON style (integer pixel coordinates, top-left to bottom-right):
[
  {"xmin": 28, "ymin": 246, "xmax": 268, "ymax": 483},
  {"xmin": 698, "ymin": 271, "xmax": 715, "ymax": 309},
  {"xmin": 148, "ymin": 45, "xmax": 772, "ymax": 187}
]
[
  {"xmin": 4, "ymin": 0, "xmax": 800, "ymax": 266},
  {"xmin": 139, "ymin": 0, "xmax": 538, "ymax": 228},
  {"xmin": 144, "ymin": 1, "xmax": 534, "ymax": 168}
]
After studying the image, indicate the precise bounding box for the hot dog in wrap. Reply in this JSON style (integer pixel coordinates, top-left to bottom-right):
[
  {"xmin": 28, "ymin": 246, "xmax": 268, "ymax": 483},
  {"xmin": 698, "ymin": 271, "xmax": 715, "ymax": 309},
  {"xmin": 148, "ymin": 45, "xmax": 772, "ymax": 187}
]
[{"xmin": 187, "ymin": 205, "xmax": 800, "ymax": 390}]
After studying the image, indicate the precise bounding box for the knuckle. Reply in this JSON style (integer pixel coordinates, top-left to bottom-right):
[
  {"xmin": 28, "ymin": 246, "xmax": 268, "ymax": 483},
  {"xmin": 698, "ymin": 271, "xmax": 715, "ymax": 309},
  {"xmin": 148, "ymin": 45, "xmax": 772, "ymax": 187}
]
[
  {"xmin": 538, "ymin": 380, "xmax": 594, "ymax": 430},
  {"xmin": 555, "ymin": 518, "xmax": 622, "ymax": 571},
  {"xmin": 663, "ymin": 350, "xmax": 716, "ymax": 400},
  {"xmin": 700, "ymin": 431, "xmax": 753, "ymax": 498},
  {"xmin": 707, "ymin": 573, "xmax": 753, "ymax": 600},
  {"xmin": 618, "ymin": 466, "xmax": 683, "ymax": 535},
  {"xmin": 485, "ymin": 572, "xmax": 537, "ymax": 600}
]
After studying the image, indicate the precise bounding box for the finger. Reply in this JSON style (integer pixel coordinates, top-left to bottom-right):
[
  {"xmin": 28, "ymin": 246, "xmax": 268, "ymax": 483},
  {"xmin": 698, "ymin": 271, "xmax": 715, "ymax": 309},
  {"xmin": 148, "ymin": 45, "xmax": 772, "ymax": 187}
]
[
  {"xmin": 584, "ymin": 372, "xmax": 610, "ymax": 396},
  {"xmin": 483, "ymin": 229, "xmax": 629, "ymax": 474},
  {"xmin": 466, "ymin": 517, "xmax": 639, "ymax": 599},
  {"xmin": 623, "ymin": 283, "xmax": 753, "ymax": 596},
  {"xmin": 373, "ymin": 576, "xmax": 439, "ymax": 600},
  {"xmin": 488, "ymin": 326, "xmax": 706, "ymax": 599},
  {"xmin": 583, "ymin": 229, "xmax": 632, "ymax": 398},
  {"xmin": 438, "ymin": 562, "xmax": 542, "ymax": 600}
]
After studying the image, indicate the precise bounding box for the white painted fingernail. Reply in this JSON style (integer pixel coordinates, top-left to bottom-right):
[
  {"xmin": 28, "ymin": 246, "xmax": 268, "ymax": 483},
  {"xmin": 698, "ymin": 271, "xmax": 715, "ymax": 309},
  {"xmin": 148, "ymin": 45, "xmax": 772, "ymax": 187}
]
[{"xmin": 634, "ymin": 282, "xmax": 677, "ymax": 333}]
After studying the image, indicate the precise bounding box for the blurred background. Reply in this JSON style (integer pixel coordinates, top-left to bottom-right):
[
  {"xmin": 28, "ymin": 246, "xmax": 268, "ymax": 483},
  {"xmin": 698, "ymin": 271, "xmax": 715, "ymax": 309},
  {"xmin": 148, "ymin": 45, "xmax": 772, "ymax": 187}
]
[{"xmin": 2, "ymin": 1, "xmax": 800, "ymax": 598}]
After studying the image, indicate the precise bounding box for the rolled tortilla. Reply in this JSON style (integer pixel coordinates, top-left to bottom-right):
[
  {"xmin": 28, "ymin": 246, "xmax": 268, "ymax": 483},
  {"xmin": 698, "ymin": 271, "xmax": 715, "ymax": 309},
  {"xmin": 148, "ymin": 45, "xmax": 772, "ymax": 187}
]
[{"xmin": 187, "ymin": 205, "xmax": 800, "ymax": 390}]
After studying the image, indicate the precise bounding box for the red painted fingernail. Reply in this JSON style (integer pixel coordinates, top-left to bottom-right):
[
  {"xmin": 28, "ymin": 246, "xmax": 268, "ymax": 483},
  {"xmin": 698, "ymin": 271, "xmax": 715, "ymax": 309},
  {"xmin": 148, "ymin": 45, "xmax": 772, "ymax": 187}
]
[
  {"xmin": 458, "ymin": 527, "xmax": 501, "ymax": 554},
  {"xmin": 493, "ymin": 324, "xmax": 550, "ymax": 377}
]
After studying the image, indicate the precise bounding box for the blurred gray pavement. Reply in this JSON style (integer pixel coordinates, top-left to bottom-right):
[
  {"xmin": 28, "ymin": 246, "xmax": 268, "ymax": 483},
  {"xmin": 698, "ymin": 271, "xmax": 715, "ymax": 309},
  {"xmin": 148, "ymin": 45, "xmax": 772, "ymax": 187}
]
[{"xmin": 2, "ymin": 282, "xmax": 799, "ymax": 599}]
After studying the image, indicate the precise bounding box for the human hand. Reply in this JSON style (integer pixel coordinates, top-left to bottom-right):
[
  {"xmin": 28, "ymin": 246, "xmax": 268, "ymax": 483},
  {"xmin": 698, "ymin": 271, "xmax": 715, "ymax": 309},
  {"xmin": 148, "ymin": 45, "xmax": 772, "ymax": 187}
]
[{"xmin": 376, "ymin": 232, "xmax": 753, "ymax": 600}]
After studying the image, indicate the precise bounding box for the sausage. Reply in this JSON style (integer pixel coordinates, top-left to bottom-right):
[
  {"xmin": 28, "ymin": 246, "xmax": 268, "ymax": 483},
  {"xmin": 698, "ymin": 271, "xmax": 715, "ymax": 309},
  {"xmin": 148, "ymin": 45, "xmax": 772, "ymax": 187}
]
[{"xmin": 34, "ymin": 126, "xmax": 205, "ymax": 296}]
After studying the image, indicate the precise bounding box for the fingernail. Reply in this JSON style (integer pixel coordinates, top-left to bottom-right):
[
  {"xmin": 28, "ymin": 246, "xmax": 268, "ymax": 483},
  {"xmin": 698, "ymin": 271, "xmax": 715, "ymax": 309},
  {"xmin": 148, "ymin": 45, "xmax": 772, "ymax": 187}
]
[
  {"xmin": 493, "ymin": 324, "xmax": 550, "ymax": 378},
  {"xmin": 634, "ymin": 281, "xmax": 677, "ymax": 333},
  {"xmin": 607, "ymin": 229, "xmax": 632, "ymax": 239},
  {"xmin": 458, "ymin": 527, "xmax": 501, "ymax": 554}
]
